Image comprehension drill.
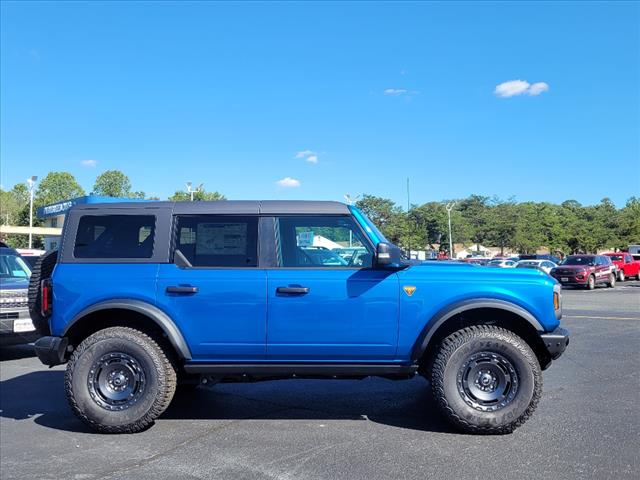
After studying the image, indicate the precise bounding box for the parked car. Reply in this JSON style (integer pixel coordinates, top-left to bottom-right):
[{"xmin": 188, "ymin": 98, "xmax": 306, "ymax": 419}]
[
  {"xmin": 518, "ymin": 254, "xmax": 562, "ymax": 265},
  {"xmin": 0, "ymin": 246, "xmax": 39, "ymax": 346},
  {"xmin": 487, "ymin": 258, "xmax": 518, "ymax": 268},
  {"xmin": 16, "ymin": 248, "xmax": 46, "ymax": 269},
  {"xmin": 550, "ymin": 255, "xmax": 616, "ymax": 289},
  {"xmin": 603, "ymin": 252, "xmax": 640, "ymax": 281},
  {"xmin": 30, "ymin": 200, "xmax": 568, "ymax": 435},
  {"xmin": 517, "ymin": 259, "xmax": 557, "ymax": 274}
]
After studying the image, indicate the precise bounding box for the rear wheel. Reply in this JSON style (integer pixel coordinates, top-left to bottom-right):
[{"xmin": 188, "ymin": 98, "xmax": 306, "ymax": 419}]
[
  {"xmin": 617, "ymin": 270, "xmax": 625, "ymax": 282},
  {"xmin": 65, "ymin": 327, "xmax": 176, "ymax": 433},
  {"xmin": 27, "ymin": 250, "xmax": 58, "ymax": 335},
  {"xmin": 430, "ymin": 325, "xmax": 542, "ymax": 434}
]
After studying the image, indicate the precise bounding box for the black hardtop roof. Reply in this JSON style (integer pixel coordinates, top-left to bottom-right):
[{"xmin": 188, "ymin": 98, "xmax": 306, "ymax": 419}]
[{"xmin": 70, "ymin": 200, "xmax": 351, "ymax": 215}]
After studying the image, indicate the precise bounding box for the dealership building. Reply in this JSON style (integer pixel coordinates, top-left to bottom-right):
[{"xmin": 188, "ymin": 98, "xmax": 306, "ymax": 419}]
[{"xmin": 37, "ymin": 196, "xmax": 147, "ymax": 250}]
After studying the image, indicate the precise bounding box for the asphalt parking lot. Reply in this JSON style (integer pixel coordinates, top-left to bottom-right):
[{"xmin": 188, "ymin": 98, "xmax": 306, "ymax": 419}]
[{"xmin": 1, "ymin": 282, "xmax": 639, "ymax": 480}]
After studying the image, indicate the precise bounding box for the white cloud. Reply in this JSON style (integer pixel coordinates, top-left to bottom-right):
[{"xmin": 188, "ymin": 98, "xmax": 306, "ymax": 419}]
[
  {"xmin": 494, "ymin": 79, "xmax": 550, "ymax": 97},
  {"xmin": 81, "ymin": 159, "xmax": 98, "ymax": 167},
  {"xmin": 384, "ymin": 88, "xmax": 408, "ymax": 96},
  {"xmin": 295, "ymin": 150, "xmax": 315, "ymax": 159},
  {"xmin": 527, "ymin": 82, "xmax": 549, "ymax": 96},
  {"xmin": 295, "ymin": 150, "xmax": 319, "ymax": 164},
  {"xmin": 276, "ymin": 177, "xmax": 301, "ymax": 188}
]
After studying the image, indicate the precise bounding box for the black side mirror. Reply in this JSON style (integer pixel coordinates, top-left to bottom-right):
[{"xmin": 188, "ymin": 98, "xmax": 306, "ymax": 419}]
[{"xmin": 375, "ymin": 242, "xmax": 402, "ymax": 268}]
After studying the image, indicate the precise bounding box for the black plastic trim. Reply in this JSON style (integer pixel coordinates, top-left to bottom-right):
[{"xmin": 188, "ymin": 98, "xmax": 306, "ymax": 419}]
[
  {"xmin": 34, "ymin": 336, "xmax": 69, "ymax": 366},
  {"xmin": 410, "ymin": 298, "xmax": 545, "ymax": 362},
  {"xmin": 183, "ymin": 363, "xmax": 417, "ymax": 377},
  {"xmin": 540, "ymin": 327, "xmax": 570, "ymax": 359},
  {"xmin": 63, "ymin": 299, "xmax": 192, "ymax": 360}
]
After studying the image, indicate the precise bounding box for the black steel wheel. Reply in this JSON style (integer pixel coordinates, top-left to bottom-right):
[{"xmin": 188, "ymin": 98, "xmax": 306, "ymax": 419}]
[
  {"xmin": 431, "ymin": 325, "xmax": 542, "ymax": 434},
  {"xmin": 65, "ymin": 327, "xmax": 176, "ymax": 433}
]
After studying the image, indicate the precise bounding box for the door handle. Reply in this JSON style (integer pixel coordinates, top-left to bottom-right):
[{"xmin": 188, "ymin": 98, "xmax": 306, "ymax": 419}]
[
  {"xmin": 276, "ymin": 286, "xmax": 310, "ymax": 295},
  {"xmin": 166, "ymin": 285, "xmax": 199, "ymax": 294}
]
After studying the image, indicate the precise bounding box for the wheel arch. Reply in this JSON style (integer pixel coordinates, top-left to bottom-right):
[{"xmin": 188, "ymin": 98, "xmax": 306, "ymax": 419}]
[
  {"xmin": 413, "ymin": 299, "xmax": 552, "ymax": 371},
  {"xmin": 63, "ymin": 299, "xmax": 192, "ymax": 360}
]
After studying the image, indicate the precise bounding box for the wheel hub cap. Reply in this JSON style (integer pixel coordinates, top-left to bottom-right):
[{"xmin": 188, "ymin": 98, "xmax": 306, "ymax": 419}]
[
  {"xmin": 87, "ymin": 352, "xmax": 146, "ymax": 411},
  {"xmin": 457, "ymin": 351, "xmax": 519, "ymax": 412}
]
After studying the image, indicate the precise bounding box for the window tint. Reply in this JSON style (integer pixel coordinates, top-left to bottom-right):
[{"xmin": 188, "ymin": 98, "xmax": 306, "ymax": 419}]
[
  {"xmin": 174, "ymin": 215, "xmax": 258, "ymax": 267},
  {"xmin": 276, "ymin": 216, "xmax": 373, "ymax": 268},
  {"xmin": 74, "ymin": 215, "xmax": 155, "ymax": 258}
]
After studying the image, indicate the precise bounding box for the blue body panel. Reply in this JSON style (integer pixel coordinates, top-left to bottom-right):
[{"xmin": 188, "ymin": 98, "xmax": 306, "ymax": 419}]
[
  {"xmin": 50, "ymin": 264, "xmax": 159, "ymax": 337},
  {"xmin": 155, "ymin": 264, "xmax": 267, "ymax": 361},
  {"xmin": 266, "ymin": 269, "xmax": 399, "ymax": 361}
]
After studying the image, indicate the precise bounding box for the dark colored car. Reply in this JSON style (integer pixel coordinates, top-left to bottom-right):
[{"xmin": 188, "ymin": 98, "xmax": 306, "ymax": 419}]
[
  {"xmin": 0, "ymin": 246, "xmax": 39, "ymax": 346},
  {"xmin": 518, "ymin": 254, "xmax": 561, "ymax": 265},
  {"xmin": 550, "ymin": 255, "xmax": 616, "ymax": 289}
]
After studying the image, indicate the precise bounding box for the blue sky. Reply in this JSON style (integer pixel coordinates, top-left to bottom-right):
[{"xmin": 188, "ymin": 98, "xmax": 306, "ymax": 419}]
[{"xmin": 1, "ymin": 1, "xmax": 638, "ymax": 207}]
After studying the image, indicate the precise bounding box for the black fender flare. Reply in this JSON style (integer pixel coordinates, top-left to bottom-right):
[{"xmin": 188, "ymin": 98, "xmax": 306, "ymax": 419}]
[
  {"xmin": 63, "ymin": 299, "xmax": 192, "ymax": 360},
  {"xmin": 410, "ymin": 298, "xmax": 544, "ymax": 362}
]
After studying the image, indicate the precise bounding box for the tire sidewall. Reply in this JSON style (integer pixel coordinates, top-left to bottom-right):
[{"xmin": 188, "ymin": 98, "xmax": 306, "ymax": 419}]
[
  {"xmin": 588, "ymin": 275, "xmax": 595, "ymax": 290},
  {"xmin": 68, "ymin": 334, "xmax": 162, "ymax": 429},
  {"xmin": 440, "ymin": 335, "xmax": 536, "ymax": 430}
]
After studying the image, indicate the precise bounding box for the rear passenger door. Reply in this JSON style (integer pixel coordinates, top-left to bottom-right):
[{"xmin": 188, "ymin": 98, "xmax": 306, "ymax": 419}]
[{"xmin": 156, "ymin": 215, "xmax": 267, "ymax": 361}]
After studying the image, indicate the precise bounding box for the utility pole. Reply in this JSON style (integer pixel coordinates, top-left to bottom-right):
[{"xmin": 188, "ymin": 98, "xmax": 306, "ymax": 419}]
[
  {"xmin": 446, "ymin": 201, "xmax": 456, "ymax": 260},
  {"xmin": 26, "ymin": 176, "xmax": 38, "ymax": 249},
  {"xmin": 186, "ymin": 182, "xmax": 203, "ymax": 201},
  {"xmin": 406, "ymin": 178, "xmax": 411, "ymax": 259}
]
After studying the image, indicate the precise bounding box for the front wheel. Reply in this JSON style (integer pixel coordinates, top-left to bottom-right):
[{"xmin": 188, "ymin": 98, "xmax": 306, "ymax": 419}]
[
  {"xmin": 430, "ymin": 325, "xmax": 542, "ymax": 434},
  {"xmin": 618, "ymin": 270, "xmax": 625, "ymax": 282},
  {"xmin": 607, "ymin": 273, "xmax": 616, "ymax": 288},
  {"xmin": 587, "ymin": 275, "xmax": 596, "ymax": 290},
  {"xmin": 65, "ymin": 327, "xmax": 177, "ymax": 433}
]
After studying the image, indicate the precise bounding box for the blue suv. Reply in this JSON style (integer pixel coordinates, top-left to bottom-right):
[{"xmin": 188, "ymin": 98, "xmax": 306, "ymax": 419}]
[{"xmin": 30, "ymin": 201, "xmax": 568, "ymax": 434}]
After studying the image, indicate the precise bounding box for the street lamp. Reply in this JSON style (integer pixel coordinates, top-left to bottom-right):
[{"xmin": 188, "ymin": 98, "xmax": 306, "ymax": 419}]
[
  {"xmin": 26, "ymin": 176, "xmax": 38, "ymax": 249},
  {"xmin": 186, "ymin": 182, "xmax": 203, "ymax": 202},
  {"xmin": 445, "ymin": 201, "xmax": 456, "ymax": 260},
  {"xmin": 344, "ymin": 194, "xmax": 361, "ymax": 247}
]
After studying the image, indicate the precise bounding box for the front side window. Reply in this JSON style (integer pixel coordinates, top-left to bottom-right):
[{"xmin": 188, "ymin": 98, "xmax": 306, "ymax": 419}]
[
  {"xmin": 276, "ymin": 216, "xmax": 373, "ymax": 268},
  {"xmin": 0, "ymin": 253, "xmax": 31, "ymax": 278},
  {"xmin": 74, "ymin": 215, "xmax": 155, "ymax": 258},
  {"xmin": 174, "ymin": 215, "xmax": 258, "ymax": 267}
]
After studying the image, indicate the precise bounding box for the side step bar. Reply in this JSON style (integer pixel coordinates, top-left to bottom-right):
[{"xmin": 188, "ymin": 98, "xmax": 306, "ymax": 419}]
[{"xmin": 183, "ymin": 363, "xmax": 417, "ymax": 378}]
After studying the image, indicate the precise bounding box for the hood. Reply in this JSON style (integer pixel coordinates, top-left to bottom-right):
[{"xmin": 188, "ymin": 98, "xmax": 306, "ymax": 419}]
[
  {"xmin": 0, "ymin": 277, "xmax": 29, "ymax": 291},
  {"xmin": 554, "ymin": 265, "xmax": 590, "ymax": 271}
]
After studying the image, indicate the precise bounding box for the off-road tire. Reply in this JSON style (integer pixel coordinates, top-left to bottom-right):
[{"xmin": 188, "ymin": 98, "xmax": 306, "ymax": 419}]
[
  {"xmin": 65, "ymin": 326, "xmax": 177, "ymax": 433},
  {"xmin": 27, "ymin": 250, "xmax": 58, "ymax": 335},
  {"xmin": 587, "ymin": 275, "xmax": 596, "ymax": 290},
  {"xmin": 607, "ymin": 273, "xmax": 616, "ymax": 288},
  {"xmin": 431, "ymin": 325, "xmax": 542, "ymax": 435}
]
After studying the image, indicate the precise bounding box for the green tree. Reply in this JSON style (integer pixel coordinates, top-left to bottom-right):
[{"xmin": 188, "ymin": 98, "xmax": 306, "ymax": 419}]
[
  {"xmin": 35, "ymin": 172, "xmax": 85, "ymax": 207},
  {"xmin": 93, "ymin": 170, "xmax": 144, "ymax": 198},
  {"xmin": 355, "ymin": 195, "xmax": 406, "ymax": 246},
  {"xmin": 168, "ymin": 189, "xmax": 226, "ymax": 201}
]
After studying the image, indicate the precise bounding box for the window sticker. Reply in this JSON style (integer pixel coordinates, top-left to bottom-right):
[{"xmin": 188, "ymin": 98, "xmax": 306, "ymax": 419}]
[
  {"xmin": 196, "ymin": 223, "xmax": 247, "ymax": 255},
  {"xmin": 297, "ymin": 231, "xmax": 314, "ymax": 247}
]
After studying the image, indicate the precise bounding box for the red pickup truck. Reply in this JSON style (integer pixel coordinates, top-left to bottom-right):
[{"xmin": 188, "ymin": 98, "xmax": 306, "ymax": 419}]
[{"xmin": 604, "ymin": 252, "xmax": 640, "ymax": 281}]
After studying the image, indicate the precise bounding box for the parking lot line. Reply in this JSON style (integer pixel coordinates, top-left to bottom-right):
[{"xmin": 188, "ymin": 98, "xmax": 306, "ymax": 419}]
[{"xmin": 564, "ymin": 315, "xmax": 640, "ymax": 321}]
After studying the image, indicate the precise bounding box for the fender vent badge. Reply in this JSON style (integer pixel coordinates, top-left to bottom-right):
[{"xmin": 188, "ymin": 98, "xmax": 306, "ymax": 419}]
[{"xmin": 403, "ymin": 285, "xmax": 417, "ymax": 297}]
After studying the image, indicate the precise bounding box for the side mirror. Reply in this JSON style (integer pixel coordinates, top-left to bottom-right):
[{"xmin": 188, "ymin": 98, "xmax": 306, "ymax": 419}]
[{"xmin": 375, "ymin": 242, "xmax": 402, "ymax": 268}]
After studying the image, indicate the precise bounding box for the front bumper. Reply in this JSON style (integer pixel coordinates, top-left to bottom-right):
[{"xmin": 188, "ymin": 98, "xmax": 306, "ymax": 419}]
[
  {"xmin": 0, "ymin": 308, "xmax": 40, "ymax": 346},
  {"xmin": 540, "ymin": 327, "xmax": 570, "ymax": 360}
]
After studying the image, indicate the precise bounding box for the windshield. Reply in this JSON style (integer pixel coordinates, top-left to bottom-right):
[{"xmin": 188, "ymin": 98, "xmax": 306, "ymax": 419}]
[
  {"xmin": 0, "ymin": 253, "xmax": 31, "ymax": 279},
  {"xmin": 607, "ymin": 255, "xmax": 623, "ymax": 261},
  {"xmin": 561, "ymin": 256, "xmax": 594, "ymax": 266},
  {"xmin": 350, "ymin": 206, "xmax": 389, "ymax": 244}
]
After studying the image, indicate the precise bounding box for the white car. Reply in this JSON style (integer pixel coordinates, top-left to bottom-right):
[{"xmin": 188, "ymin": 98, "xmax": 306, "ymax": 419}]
[
  {"xmin": 516, "ymin": 259, "xmax": 557, "ymax": 274},
  {"xmin": 487, "ymin": 258, "xmax": 518, "ymax": 268}
]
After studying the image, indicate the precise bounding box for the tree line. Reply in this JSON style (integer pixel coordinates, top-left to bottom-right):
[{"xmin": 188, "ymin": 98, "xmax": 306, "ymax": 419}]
[
  {"xmin": 1, "ymin": 170, "xmax": 638, "ymax": 253},
  {"xmin": 355, "ymin": 194, "xmax": 639, "ymax": 255}
]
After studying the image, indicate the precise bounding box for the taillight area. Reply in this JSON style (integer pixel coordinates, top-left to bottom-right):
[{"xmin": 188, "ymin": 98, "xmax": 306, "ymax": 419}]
[{"xmin": 41, "ymin": 278, "xmax": 52, "ymax": 317}]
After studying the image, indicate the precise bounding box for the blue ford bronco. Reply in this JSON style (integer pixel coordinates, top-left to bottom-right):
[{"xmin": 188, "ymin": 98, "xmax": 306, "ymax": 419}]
[{"xmin": 29, "ymin": 201, "xmax": 568, "ymax": 434}]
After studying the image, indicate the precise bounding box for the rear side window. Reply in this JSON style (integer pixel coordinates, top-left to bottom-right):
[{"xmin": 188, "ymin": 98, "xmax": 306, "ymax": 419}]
[
  {"xmin": 74, "ymin": 215, "xmax": 156, "ymax": 258},
  {"xmin": 174, "ymin": 215, "xmax": 258, "ymax": 267}
]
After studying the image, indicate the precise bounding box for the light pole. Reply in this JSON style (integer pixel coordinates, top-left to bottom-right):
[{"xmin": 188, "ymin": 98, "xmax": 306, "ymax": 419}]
[
  {"xmin": 26, "ymin": 176, "xmax": 38, "ymax": 249},
  {"xmin": 186, "ymin": 182, "xmax": 203, "ymax": 201},
  {"xmin": 343, "ymin": 194, "xmax": 361, "ymax": 247},
  {"xmin": 446, "ymin": 201, "xmax": 456, "ymax": 260}
]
